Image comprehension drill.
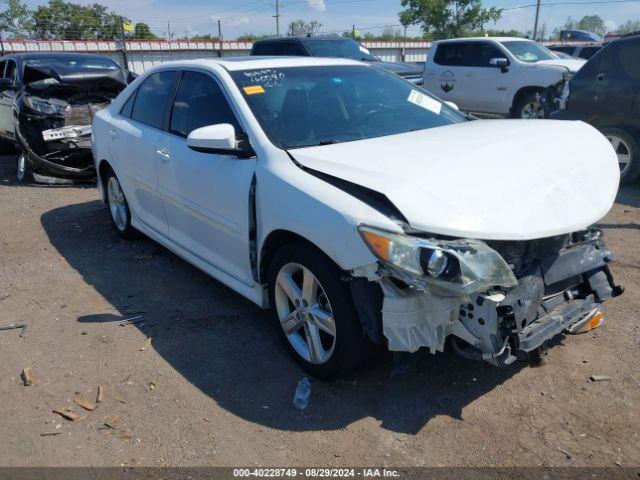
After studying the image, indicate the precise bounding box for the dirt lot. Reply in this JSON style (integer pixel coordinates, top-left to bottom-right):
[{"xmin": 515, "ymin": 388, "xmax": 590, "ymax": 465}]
[{"xmin": 0, "ymin": 153, "xmax": 639, "ymax": 468}]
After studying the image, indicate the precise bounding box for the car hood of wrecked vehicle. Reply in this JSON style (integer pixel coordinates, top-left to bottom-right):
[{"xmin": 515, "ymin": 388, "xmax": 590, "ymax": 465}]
[
  {"xmin": 23, "ymin": 63, "xmax": 127, "ymax": 94},
  {"xmin": 288, "ymin": 119, "xmax": 620, "ymax": 241}
]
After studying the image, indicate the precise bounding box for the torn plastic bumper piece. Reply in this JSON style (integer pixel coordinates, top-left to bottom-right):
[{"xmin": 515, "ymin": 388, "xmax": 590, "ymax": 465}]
[{"xmin": 363, "ymin": 229, "xmax": 623, "ymax": 364}]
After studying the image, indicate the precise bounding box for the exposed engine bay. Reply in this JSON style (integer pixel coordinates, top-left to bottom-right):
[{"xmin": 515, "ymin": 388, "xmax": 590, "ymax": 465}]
[
  {"xmin": 17, "ymin": 61, "xmax": 127, "ymax": 181},
  {"xmin": 351, "ymin": 228, "xmax": 623, "ymax": 366}
]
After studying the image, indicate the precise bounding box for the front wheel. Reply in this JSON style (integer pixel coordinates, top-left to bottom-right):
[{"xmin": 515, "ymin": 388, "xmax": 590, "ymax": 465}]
[
  {"xmin": 16, "ymin": 152, "xmax": 33, "ymax": 183},
  {"xmin": 267, "ymin": 243, "xmax": 373, "ymax": 380},
  {"xmin": 105, "ymin": 169, "xmax": 136, "ymax": 239},
  {"xmin": 514, "ymin": 91, "xmax": 545, "ymax": 119},
  {"xmin": 601, "ymin": 127, "xmax": 640, "ymax": 185}
]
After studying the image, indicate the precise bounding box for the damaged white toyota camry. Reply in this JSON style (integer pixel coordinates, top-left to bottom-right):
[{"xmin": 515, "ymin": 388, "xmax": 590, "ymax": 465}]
[{"xmin": 92, "ymin": 57, "xmax": 623, "ymax": 379}]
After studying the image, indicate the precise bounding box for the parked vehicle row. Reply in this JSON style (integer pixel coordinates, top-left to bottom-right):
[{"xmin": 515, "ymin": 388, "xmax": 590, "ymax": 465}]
[
  {"xmin": 91, "ymin": 56, "xmax": 623, "ymax": 379},
  {"xmin": 0, "ymin": 35, "xmax": 631, "ymax": 379},
  {"xmin": 0, "ymin": 53, "xmax": 130, "ymax": 183}
]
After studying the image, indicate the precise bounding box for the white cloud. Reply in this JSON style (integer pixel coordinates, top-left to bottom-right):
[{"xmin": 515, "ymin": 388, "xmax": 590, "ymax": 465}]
[
  {"xmin": 307, "ymin": 0, "xmax": 326, "ymax": 12},
  {"xmin": 227, "ymin": 16, "xmax": 250, "ymax": 27},
  {"xmin": 604, "ymin": 20, "xmax": 617, "ymax": 32}
]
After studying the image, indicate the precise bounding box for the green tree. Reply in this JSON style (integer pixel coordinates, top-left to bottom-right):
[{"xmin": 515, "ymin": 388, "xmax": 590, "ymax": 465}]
[
  {"xmin": 577, "ymin": 14, "xmax": 606, "ymax": 36},
  {"xmin": 30, "ymin": 0, "xmax": 127, "ymax": 40},
  {"xmin": 237, "ymin": 33, "xmax": 273, "ymax": 41},
  {"xmin": 399, "ymin": 0, "xmax": 502, "ymax": 39},
  {"xmin": 288, "ymin": 19, "xmax": 322, "ymax": 36},
  {"xmin": 0, "ymin": 0, "xmax": 33, "ymax": 38},
  {"xmin": 133, "ymin": 22, "xmax": 157, "ymax": 40},
  {"xmin": 188, "ymin": 33, "xmax": 220, "ymax": 41},
  {"xmin": 616, "ymin": 20, "xmax": 640, "ymax": 34}
]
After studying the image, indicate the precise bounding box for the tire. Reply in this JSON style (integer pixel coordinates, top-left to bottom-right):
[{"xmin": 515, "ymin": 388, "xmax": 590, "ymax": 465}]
[
  {"xmin": 16, "ymin": 152, "xmax": 33, "ymax": 183},
  {"xmin": 105, "ymin": 169, "xmax": 136, "ymax": 239},
  {"xmin": 0, "ymin": 137, "xmax": 16, "ymax": 154},
  {"xmin": 600, "ymin": 127, "xmax": 640, "ymax": 185},
  {"xmin": 267, "ymin": 243, "xmax": 373, "ymax": 380},
  {"xmin": 513, "ymin": 91, "xmax": 545, "ymax": 119}
]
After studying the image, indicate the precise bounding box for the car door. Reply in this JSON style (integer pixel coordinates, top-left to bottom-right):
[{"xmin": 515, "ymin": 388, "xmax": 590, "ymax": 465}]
[
  {"xmin": 427, "ymin": 42, "xmax": 474, "ymax": 110},
  {"xmin": 156, "ymin": 69, "xmax": 256, "ymax": 284},
  {"xmin": 110, "ymin": 70, "xmax": 180, "ymax": 238},
  {"xmin": 464, "ymin": 42, "xmax": 512, "ymax": 114},
  {"xmin": 567, "ymin": 41, "xmax": 634, "ymax": 126},
  {"xmin": 0, "ymin": 59, "xmax": 18, "ymax": 138}
]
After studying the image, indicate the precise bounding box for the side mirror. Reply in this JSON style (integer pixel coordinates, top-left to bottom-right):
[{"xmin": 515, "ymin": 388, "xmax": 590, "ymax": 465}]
[
  {"xmin": 187, "ymin": 124, "xmax": 254, "ymax": 158},
  {"xmin": 445, "ymin": 101, "xmax": 459, "ymax": 110},
  {"xmin": 490, "ymin": 57, "xmax": 510, "ymax": 73},
  {"xmin": 126, "ymin": 71, "xmax": 138, "ymax": 84},
  {"xmin": 0, "ymin": 78, "xmax": 14, "ymax": 91}
]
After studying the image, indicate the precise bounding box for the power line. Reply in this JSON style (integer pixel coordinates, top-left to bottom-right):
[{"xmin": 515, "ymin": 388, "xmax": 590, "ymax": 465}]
[{"xmin": 504, "ymin": 0, "xmax": 640, "ymax": 10}]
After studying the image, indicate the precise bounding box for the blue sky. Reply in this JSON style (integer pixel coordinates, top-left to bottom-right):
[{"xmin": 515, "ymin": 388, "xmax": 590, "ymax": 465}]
[{"xmin": 22, "ymin": 0, "xmax": 640, "ymax": 39}]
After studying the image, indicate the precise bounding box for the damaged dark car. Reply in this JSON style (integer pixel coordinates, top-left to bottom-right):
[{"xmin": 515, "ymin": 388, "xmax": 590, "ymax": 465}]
[{"xmin": 0, "ymin": 53, "xmax": 128, "ymax": 183}]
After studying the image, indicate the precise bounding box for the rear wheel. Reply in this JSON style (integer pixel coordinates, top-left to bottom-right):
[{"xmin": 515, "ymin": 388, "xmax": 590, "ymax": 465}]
[
  {"xmin": 267, "ymin": 243, "xmax": 373, "ymax": 380},
  {"xmin": 105, "ymin": 169, "xmax": 136, "ymax": 239},
  {"xmin": 514, "ymin": 91, "xmax": 545, "ymax": 119},
  {"xmin": 601, "ymin": 127, "xmax": 640, "ymax": 185}
]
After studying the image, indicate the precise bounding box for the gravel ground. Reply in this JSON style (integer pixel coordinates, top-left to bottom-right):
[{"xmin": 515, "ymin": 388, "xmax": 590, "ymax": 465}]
[{"xmin": 0, "ymin": 153, "xmax": 638, "ymax": 468}]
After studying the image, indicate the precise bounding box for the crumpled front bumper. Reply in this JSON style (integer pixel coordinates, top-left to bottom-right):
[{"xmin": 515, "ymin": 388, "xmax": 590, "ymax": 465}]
[{"xmin": 352, "ymin": 230, "xmax": 623, "ymax": 365}]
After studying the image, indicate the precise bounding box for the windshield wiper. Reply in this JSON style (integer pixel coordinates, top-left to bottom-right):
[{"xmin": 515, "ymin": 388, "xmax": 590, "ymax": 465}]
[{"xmin": 319, "ymin": 139, "xmax": 339, "ymax": 145}]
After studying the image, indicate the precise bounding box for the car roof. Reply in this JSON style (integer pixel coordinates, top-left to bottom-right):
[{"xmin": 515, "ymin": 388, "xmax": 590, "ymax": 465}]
[
  {"xmin": 253, "ymin": 36, "xmax": 348, "ymax": 44},
  {"xmin": 152, "ymin": 56, "xmax": 366, "ymax": 71},
  {"xmin": 0, "ymin": 52, "xmax": 116, "ymax": 61},
  {"xmin": 436, "ymin": 37, "xmax": 532, "ymax": 43}
]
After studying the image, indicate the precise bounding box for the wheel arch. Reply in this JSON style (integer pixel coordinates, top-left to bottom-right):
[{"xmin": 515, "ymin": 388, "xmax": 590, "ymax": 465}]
[
  {"xmin": 510, "ymin": 85, "xmax": 547, "ymax": 115},
  {"xmin": 258, "ymin": 229, "xmax": 342, "ymax": 285},
  {"xmin": 97, "ymin": 159, "xmax": 113, "ymax": 203}
]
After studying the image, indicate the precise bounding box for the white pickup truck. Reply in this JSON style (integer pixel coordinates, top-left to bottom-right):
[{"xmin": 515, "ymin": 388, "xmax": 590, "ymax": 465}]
[{"xmin": 423, "ymin": 37, "xmax": 586, "ymax": 118}]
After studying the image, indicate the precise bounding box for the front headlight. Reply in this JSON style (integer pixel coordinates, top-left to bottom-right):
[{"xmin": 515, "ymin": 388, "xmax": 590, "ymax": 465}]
[
  {"xmin": 358, "ymin": 226, "xmax": 518, "ymax": 293},
  {"xmin": 24, "ymin": 95, "xmax": 68, "ymax": 116}
]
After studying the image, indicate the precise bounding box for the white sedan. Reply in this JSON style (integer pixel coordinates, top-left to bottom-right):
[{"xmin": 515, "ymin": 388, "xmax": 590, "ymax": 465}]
[{"xmin": 92, "ymin": 57, "xmax": 623, "ymax": 379}]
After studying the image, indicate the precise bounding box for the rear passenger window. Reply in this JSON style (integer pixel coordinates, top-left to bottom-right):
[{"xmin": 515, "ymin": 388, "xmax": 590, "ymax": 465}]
[
  {"xmin": 434, "ymin": 43, "xmax": 471, "ymax": 66},
  {"xmin": 120, "ymin": 90, "xmax": 136, "ymax": 117},
  {"xmin": 131, "ymin": 71, "xmax": 180, "ymax": 130},
  {"xmin": 253, "ymin": 42, "xmax": 306, "ymax": 56},
  {"xmin": 170, "ymin": 71, "xmax": 240, "ymax": 138}
]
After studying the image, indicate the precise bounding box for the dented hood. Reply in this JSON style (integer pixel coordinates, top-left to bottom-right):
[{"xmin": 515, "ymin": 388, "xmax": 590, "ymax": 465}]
[
  {"xmin": 289, "ymin": 120, "xmax": 620, "ymax": 241},
  {"xmin": 24, "ymin": 63, "xmax": 127, "ymax": 93}
]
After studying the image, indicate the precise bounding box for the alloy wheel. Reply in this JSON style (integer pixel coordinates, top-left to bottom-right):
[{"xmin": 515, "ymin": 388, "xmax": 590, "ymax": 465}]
[
  {"xmin": 521, "ymin": 101, "xmax": 545, "ymax": 119},
  {"xmin": 606, "ymin": 134, "xmax": 632, "ymax": 177},
  {"xmin": 274, "ymin": 262, "xmax": 337, "ymax": 365},
  {"xmin": 16, "ymin": 153, "xmax": 26, "ymax": 181},
  {"xmin": 107, "ymin": 176, "xmax": 128, "ymax": 232}
]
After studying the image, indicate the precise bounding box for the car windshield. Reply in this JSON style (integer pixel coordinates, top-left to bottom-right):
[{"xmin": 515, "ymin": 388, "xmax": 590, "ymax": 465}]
[
  {"xmin": 502, "ymin": 41, "xmax": 556, "ymax": 63},
  {"xmin": 24, "ymin": 56, "xmax": 120, "ymax": 71},
  {"xmin": 304, "ymin": 39, "xmax": 378, "ymax": 61},
  {"xmin": 231, "ymin": 65, "xmax": 465, "ymax": 149}
]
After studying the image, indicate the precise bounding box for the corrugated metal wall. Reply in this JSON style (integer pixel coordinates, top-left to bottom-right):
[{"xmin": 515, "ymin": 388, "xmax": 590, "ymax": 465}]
[{"xmin": 1, "ymin": 40, "xmax": 430, "ymax": 73}]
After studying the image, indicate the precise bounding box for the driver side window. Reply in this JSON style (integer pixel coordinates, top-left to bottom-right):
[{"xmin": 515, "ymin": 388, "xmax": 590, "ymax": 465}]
[{"xmin": 170, "ymin": 71, "xmax": 241, "ymax": 138}]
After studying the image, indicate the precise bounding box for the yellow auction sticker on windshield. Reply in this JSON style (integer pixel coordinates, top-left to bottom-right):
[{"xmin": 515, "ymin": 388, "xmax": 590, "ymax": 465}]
[
  {"xmin": 408, "ymin": 89, "xmax": 441, "ymax": 115},
  {"xmin": 243, "ymin": 85, "xmax": 266, "ymax": 95}
]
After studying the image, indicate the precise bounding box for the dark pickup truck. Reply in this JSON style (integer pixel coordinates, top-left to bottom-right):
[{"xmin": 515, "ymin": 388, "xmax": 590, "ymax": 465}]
[{"xmin": 251, "ymin": 36, "xmax": 423, "ymax": 85}]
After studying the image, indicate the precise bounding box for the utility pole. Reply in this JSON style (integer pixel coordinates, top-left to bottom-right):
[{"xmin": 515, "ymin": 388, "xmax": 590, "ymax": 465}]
[
  {"xmin": 0, "ymin": 32, "xmax": 4, "ymax": 56},
  {"xmin": 218, "ymin": 19, "xmax": 223, "ymax": 58},
  {"xmin": 274, "ymin": 0, "xmax": 281, "ymax": 37},
  {"xmin": 533, "ymin": 0, "xmax": 541, "ymax": 41},
  {"xmin": 119, "ymin": 16, "xmax": 129, "ymax": 71},
  {"xmin": 352, "ymin": 24, "xmax": 356, "ymax": 39},
  {"xmin": 167, "ymin": 21, "xmax": 172, "ymax": 41}
]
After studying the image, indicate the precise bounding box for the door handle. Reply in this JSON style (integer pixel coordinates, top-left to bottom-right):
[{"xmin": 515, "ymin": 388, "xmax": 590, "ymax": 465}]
[
  {"xmin": 109, "ymin": 129, "xmax": 119, "ymax": 140},
  {"xmin": 155, "ymin": 149, "xmax": 171, "ymax": 163}
]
